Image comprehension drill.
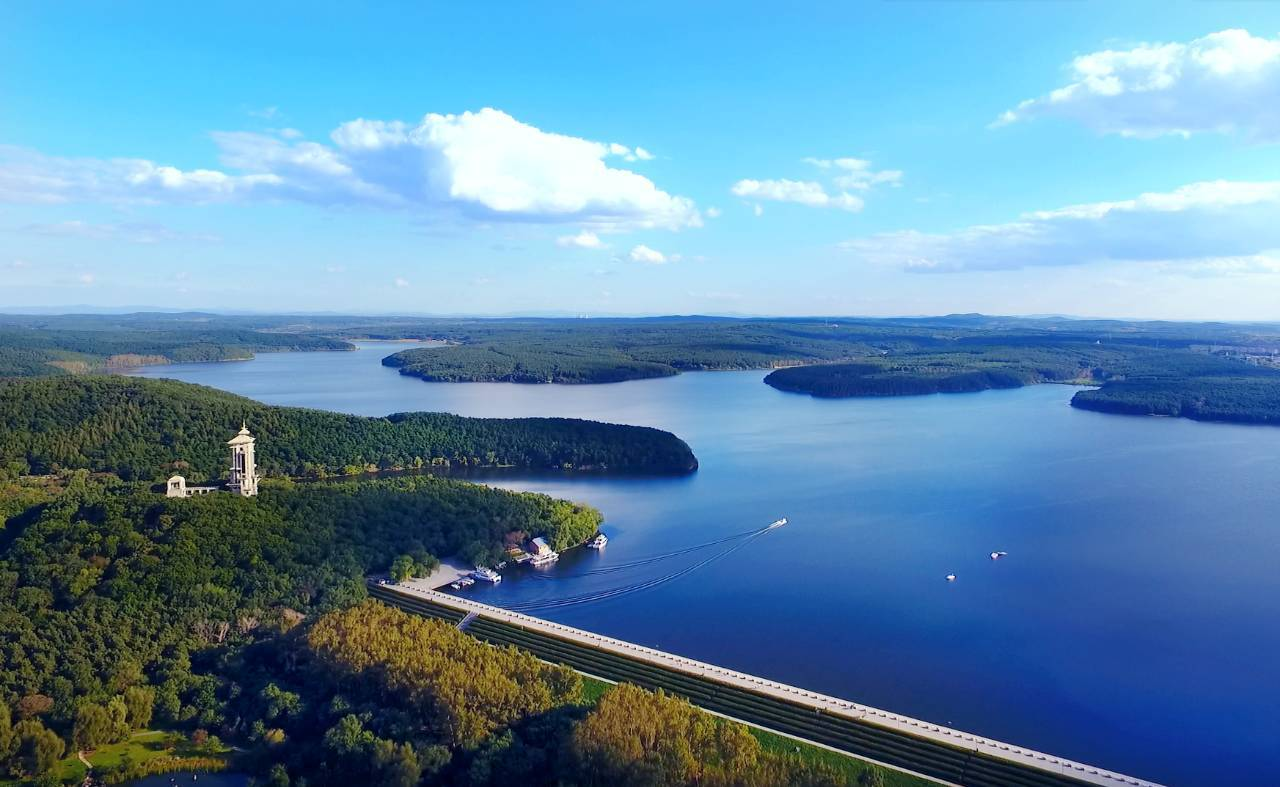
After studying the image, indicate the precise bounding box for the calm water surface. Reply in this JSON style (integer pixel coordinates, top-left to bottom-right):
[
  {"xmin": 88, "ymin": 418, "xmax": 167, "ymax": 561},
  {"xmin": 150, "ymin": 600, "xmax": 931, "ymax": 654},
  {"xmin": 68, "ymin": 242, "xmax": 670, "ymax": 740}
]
[{"xmin": 131, "ymin": 343, "xmax": 1280, "ymax": 786}]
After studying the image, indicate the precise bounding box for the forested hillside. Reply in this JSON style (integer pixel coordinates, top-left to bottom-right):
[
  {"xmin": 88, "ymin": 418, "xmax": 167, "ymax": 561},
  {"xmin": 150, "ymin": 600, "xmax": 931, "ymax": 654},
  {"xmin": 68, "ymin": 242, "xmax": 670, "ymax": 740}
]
[
  {"xmin": 0, "ymin": 323, "xmax": 351, "ymax": 378},
  {"xmin": 763, "ymin": 344, "xmax": 1123, "ymax": 398},
  {"xmin": 1071, "ymin": 352, "xmax": 1280, "ymax": 424},
  {"xmin": 0, "ymin": 376, "xmax": 698, "ymax": 479},
  {"xmin": 764, "ymin": 343, "xmax": 1280, "ymax": 425},
  {"xmin": 0, "ymin": 474, "xmax": 902, "ymax": 785},
  {"xmin": 381, "ymin": 320, "xmax": 870, "ymax": 384}
]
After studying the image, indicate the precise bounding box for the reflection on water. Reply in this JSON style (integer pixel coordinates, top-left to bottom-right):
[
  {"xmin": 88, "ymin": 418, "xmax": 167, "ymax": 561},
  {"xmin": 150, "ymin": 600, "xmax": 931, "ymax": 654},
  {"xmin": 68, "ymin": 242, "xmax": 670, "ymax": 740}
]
[{"xmin": 129, "ymin": 342, "xmax": 1280, "ymax": 786}]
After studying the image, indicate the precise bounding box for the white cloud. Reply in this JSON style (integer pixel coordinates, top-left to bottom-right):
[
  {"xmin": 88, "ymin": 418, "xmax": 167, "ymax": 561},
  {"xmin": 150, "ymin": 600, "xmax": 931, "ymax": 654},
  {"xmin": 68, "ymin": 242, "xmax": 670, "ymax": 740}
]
[
  {"xmin": 628, "ymin": 244, "xmax": 668, "ymax": 264},
  {"xmin": 394, "ymin": 277, "xmax": 410, "ymax": 288},
  {"xmin": 606, "ymin": 143, "xmax": 654, "ymax": 163},
  {"xmin": 0, "ymin": 109, "xmax": 698, "ymax": 229},
  {"xmin": 556, "ymin": 230, "xmax": 605, "ymax": 249},
  {"xmin": 77, "ymin": 273, "xmax": 95, "ymax": 285},
  {"xmin": 803, "ymin": 157, "xmax": 903, "ymax": 190},
  {"xmin": 995, "ymin": 29, "xmax": 1280, "ymax": 140},
  {"xmin": 325, "ymin": 264, "xmax": 346, "ymax": 274},
  {"xmin": 704, "ymin": 206, "xmax": 722, "ymax": 219},
  {"xmin": 839, "ymin": 179, "xmax": 1280, "ymax": 272},
  {"xmin": 732, "ymin": 156, "xmax": 899, "ymax": 213},
  {"xmin": 730, "ymin": 178, "xmax": 864, "ymax": 211},
  {"xmin": 8, "ymin": 259, "xmax": 30, "ymax": 269}
]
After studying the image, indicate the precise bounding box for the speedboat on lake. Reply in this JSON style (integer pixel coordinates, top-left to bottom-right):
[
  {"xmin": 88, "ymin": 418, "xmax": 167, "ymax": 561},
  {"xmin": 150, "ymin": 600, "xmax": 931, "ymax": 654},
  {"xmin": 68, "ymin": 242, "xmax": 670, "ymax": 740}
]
[
  {"xmin": 587, "ymin": 533, "xmax": 608, "ymax": 549},
  {"xmin": 990, "ymin": 551, "xmax": 1008, "ymax": 560}
]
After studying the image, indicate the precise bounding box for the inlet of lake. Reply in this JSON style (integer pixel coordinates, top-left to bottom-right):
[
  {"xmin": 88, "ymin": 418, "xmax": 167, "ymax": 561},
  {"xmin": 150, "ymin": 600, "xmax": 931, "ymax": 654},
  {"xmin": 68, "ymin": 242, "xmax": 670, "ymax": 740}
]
[{"xmin": 128, "ymin": 342, "xmax": 1280, "ymax": 786}]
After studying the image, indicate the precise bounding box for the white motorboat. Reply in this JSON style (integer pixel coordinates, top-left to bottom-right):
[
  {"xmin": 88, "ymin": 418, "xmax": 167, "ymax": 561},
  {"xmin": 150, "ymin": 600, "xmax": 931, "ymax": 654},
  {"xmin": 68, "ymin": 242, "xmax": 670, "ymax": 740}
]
[
  {"xmin": 472, "ymin": 567, "xmax": 502, "ymax": 583},
  {"xmin": 587, "ymin": 533, "xmax": 608, "ymax": 549}
]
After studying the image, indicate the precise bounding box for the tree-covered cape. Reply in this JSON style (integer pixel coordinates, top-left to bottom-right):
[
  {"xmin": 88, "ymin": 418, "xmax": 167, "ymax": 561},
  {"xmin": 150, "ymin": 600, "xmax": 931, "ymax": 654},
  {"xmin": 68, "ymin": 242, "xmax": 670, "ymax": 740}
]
[{"xmin": 0, "ymin": 375, "xmax": 698, "ymax": 480}]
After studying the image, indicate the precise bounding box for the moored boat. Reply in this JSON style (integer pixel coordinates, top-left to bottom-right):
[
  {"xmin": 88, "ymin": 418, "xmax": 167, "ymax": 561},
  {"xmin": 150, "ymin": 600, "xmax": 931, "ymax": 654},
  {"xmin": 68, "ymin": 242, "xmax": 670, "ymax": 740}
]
[{"xmin": 472, "ymin": 567, "xmax": 502, "ymax": 583}]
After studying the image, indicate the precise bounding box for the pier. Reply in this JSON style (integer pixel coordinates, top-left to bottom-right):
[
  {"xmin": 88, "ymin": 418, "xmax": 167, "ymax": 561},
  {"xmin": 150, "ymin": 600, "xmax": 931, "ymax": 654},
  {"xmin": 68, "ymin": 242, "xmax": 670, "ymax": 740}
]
[{"xmin": 368, "ymin": 582, "xmax": 1162, "ymax": 787}]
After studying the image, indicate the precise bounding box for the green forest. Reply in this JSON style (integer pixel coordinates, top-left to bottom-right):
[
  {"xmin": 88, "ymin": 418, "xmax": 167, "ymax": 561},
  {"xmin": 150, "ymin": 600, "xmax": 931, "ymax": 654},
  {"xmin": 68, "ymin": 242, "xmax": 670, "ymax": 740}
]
[
  {"xmin": 4, "ymin": 311, "xmax": 1279, "ymax": 425},
  {"xmin": 761, "ymin": 341, "xmax": 1280, "ymax": 425},
  {"xmin": 0, "ymin": 320, "xmax": 350, "ymax": 378},
  {"xmin": 0, "ymin": 376, "xmax": 698, "ymax": 479},
  {"xmin": 0, "ymin": 472, "xmax": 902, "ymax": 786}
]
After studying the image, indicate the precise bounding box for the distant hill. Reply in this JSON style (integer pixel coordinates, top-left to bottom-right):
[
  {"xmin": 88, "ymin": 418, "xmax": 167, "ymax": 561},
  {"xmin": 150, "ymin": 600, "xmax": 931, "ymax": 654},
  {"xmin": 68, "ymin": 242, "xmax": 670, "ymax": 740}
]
[{"xmin": 0, "ymin": 376, "xmax": 698, "ymax": 479}]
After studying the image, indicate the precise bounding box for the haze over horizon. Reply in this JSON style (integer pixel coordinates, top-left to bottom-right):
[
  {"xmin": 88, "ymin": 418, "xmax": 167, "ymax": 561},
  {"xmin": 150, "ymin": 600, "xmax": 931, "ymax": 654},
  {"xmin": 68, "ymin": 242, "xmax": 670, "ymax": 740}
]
[{"xmin": 4, "ymin": 2, "xmax": 1280, "ymax": 320}]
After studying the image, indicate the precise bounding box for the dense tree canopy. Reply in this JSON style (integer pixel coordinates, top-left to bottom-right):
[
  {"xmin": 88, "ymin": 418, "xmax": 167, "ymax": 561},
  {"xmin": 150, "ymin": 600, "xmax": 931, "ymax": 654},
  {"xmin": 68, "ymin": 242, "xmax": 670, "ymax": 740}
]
[
  {"xmin": 0, "ymin": 322, "xmax": 350, "ymax": 378},
  {"xmin": 0, "ymin": 376, "xmax": 698, "ymax": 480},
  {"xmin": 0, "ymin": 472, "xmax": 603, "ymax": 781}
]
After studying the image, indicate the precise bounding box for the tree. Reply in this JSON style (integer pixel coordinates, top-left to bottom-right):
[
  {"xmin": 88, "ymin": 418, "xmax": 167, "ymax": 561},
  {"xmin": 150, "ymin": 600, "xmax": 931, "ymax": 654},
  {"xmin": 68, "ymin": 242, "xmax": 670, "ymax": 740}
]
[
  {"xmin": 0, "ymin": 703, "xmax": 13, "ymax": 765},
  {"xmin": 373, "ymin": 739, "xmax": 422, "ymax": 787},
  {"xmin": 267, "ymin": 762, "xmax": 290, "ymax": 787},
  {"xmin": 389, "ymin": 554, "xmax": 416, "ymax": 583},
  {"xmin": 15, "ymin": 695, "xmax": 53, "ymax": 720},
  {"xmin": 11, "ymin": 719, "xmax": 64, "ymax": 777},
  {"xmin": 122, "ymin": 686, "xmax": 155, "ymax": 730},
  {"xmin": 72, "ymin": 702, "xmax": 118, "ymax": 750}
]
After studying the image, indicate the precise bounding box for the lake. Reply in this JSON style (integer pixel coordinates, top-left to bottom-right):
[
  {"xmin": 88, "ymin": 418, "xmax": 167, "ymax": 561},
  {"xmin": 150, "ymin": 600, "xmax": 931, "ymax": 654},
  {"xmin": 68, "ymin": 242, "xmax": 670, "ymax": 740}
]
[{"xmin": 129, "ymin": 342, "xmax": 1280, "ymax": 786}]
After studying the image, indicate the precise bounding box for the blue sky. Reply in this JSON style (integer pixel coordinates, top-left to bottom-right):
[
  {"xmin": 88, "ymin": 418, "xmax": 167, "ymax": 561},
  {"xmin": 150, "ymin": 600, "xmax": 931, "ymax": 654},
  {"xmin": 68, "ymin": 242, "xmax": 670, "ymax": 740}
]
[{"xmin": 3, "ymin": 1, "xmax": 1280, "ymax": 319}]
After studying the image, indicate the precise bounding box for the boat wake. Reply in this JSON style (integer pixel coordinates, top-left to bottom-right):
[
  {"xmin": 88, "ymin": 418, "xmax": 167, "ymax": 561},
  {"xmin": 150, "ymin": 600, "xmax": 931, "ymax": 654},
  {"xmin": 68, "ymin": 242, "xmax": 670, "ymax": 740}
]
[{"xmin": 500, "ymin": 518, "xmax": 785, "ymax": 613}]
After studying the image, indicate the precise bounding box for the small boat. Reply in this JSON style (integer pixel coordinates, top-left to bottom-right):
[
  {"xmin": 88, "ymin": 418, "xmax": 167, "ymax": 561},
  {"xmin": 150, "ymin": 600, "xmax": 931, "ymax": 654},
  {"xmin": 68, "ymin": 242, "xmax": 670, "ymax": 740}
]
[
  {"xmin": 767, "ymin": 517, "xmax": 788, "ymax": 529},
  {"xmin": 457, "ymin": 577, "xmax": 475, "ymax": 587},
  {"xmin": 945, "ymin": 574, "xmax": 957, "ymax": 582},
  {"xmin": 587, "ymin": 533, "xmax": 608, "ymax": 549},
  {"xmin": 471, "ymin": 567, "xmax": 502, "ymax": 584},
  {"xmin": 989, "ymin": 551, "xmax": 1008, "ymax": 560},
  {"xmin": 449, "ymin": 581, "xmax": 462, "ymax": 590}
]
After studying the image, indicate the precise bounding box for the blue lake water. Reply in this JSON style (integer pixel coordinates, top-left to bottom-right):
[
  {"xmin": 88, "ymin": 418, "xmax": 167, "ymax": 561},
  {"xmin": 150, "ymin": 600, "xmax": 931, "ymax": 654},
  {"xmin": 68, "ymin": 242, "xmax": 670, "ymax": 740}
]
[{"xmin": 129, "ymin": 342, "xmax": 1280, "ymax": 786}]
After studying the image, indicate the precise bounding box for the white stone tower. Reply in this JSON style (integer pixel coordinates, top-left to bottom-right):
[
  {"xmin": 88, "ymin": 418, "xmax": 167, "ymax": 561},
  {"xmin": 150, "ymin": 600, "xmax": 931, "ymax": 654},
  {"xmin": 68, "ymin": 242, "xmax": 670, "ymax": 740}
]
[{"xmin": 227, "ymin": 423, "xmax": 259, "ymax": 497}]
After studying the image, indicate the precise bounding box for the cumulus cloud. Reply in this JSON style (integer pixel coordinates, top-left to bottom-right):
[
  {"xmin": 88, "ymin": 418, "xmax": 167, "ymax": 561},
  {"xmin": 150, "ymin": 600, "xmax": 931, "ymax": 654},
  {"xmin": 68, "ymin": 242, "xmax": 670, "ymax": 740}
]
[
  {"xmin": 839, "ymin": 180, "xmax": 1280, "ymax": 273},
  {"xmin": 995, "ymin": 29, "xmax": 1280, "ymax": 140},
  {"xmin": 628, "ymin": 244, "xmax": 668, "ymax": 264},
  {"xmin": 394, "ymin": 277, "xmax": 410, "ymax": 288},
  {"xmin": 556, "ymin": 230, "xmax": 605, "ymax": 248},
  {"xmin": 0, "ymin": 109, "xmax": 698, "ymax": 229},
  {"xmin": 730, "ymin": 178, "xmax": 864, "ymax": 211}
]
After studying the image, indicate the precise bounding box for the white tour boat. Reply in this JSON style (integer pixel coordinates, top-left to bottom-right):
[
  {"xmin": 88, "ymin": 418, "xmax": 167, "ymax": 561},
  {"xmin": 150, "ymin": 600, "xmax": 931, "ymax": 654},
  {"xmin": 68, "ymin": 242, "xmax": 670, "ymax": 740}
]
[
  {"xmin": 587, "ymin": 533, "xmax": 608, "ymax": 549},
  {"xmin": 472, "ymin": 567, "xmax": 502, "ymax": 583}
]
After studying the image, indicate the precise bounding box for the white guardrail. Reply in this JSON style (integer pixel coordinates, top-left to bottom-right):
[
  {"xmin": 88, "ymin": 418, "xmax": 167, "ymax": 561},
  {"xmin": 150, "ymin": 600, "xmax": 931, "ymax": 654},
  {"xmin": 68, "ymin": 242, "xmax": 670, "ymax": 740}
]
[{"xmin": 381, "ymin": 583, "xmax": 1163, "ymax": 787}]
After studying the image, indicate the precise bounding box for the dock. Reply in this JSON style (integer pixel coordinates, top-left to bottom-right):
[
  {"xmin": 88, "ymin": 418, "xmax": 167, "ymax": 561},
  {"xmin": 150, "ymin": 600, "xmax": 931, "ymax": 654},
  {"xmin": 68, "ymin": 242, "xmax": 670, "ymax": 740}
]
[{"xmin": 368, "ymin": 582, "xmax": 1162, "ymax": 787}]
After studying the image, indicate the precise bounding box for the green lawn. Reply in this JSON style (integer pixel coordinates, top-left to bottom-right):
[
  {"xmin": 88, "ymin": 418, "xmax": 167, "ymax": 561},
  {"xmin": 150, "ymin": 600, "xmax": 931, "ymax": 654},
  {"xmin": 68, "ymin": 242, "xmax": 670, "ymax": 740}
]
[
  {"xmin": 750, "ymin": 726, "xmax": 935, "ymax": 787},
  {"xmin": 9, "ymin": 730, "xmax": 230, "ymax": 786}
]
